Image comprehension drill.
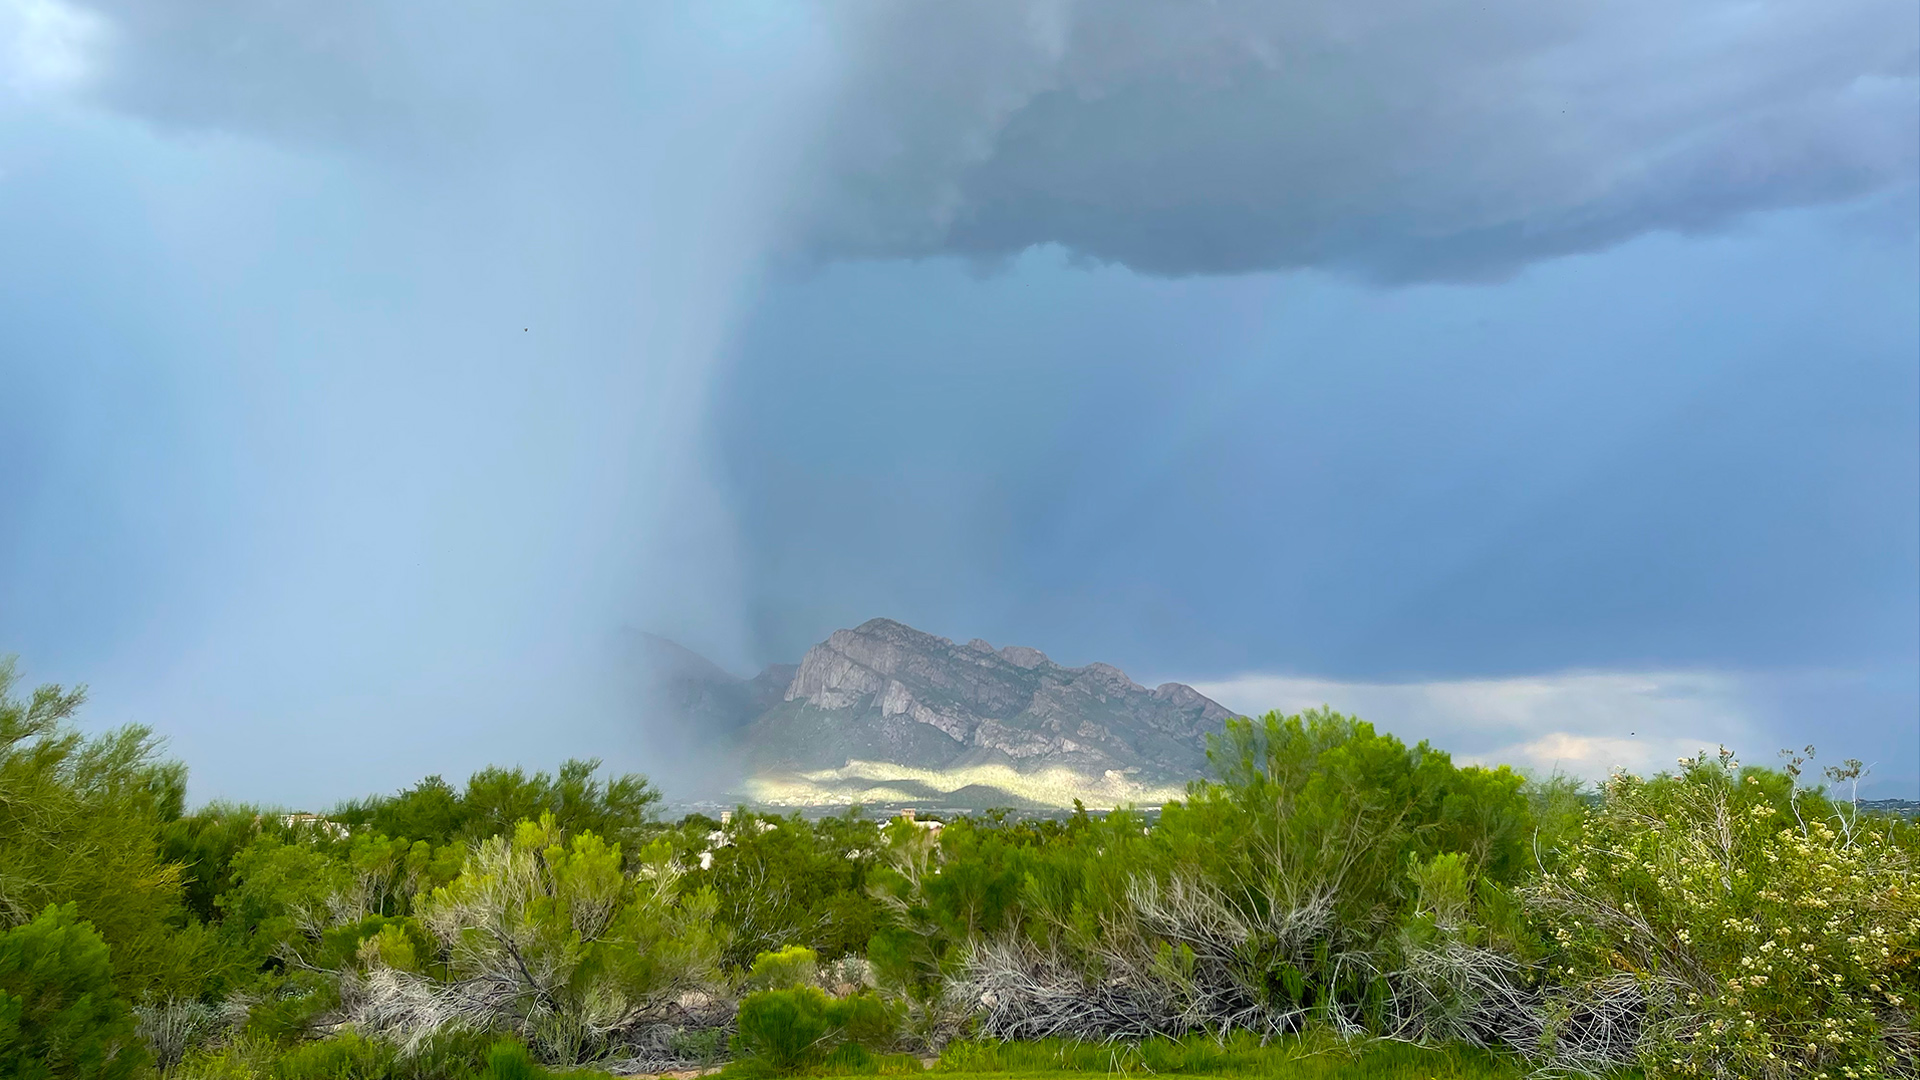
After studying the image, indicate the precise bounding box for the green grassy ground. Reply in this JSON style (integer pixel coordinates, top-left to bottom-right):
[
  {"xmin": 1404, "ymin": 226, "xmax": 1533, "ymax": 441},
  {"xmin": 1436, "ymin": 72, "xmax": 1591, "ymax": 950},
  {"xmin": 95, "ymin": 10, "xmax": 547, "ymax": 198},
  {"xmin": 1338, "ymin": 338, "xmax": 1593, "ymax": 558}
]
[
  {"xmin": 927, "ymin": 1035, "xmax": 1525, "ymax": 1080},
  {"xmin": 714, "ymin": 1032, "xmax": 1634, "ymax": 1080}
]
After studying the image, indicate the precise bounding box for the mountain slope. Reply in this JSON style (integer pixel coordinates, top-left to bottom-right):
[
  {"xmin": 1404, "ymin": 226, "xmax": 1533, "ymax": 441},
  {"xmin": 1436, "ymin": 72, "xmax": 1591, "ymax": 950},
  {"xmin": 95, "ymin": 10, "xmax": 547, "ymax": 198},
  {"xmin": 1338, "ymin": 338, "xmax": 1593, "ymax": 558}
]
[
  {"xmin": 616, "ymin": 631, "xmax": 795, "ymax": 798},
  {"xmin": 629, "ymin": 618, "xmax": 1238, "ymax": 807},
  {"xmin": 737, "ymin": 619, "xmax": 1237, "ymax": 805}
]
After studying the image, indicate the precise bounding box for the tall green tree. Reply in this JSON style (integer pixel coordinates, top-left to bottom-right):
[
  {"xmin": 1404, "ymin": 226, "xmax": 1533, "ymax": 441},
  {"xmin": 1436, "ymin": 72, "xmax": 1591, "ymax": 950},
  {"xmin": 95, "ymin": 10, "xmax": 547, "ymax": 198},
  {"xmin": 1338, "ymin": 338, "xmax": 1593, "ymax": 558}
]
[
  {"xmin": 0, "ymin": 658, "xmax": 212, "ymax": 998},
  {"xmin": 333, "ymin": 759, "xmax": 660, "ymax": 855}
]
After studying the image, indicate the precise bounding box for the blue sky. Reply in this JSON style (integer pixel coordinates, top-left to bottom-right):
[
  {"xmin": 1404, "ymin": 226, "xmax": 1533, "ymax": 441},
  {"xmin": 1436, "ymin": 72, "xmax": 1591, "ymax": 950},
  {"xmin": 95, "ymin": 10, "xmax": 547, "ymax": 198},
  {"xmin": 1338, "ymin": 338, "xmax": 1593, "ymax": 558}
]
[{"xmin": 2, "ymin": 0, "xmax": 1915, "ymax": 802}]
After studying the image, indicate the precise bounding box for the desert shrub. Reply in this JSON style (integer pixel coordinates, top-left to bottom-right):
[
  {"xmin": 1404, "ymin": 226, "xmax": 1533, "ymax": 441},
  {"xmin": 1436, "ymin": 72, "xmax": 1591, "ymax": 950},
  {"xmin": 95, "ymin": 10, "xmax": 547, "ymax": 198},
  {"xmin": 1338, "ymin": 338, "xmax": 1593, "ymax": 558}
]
[
  {"xmin": 136, "ymin": 997, "xmax": 240, "ymax": 1074},
  {"xmin": 468, "ymin": 1037, "xmax": 616, "ymax": 1080},
  {"xmin": 1527, "ymin": 749, "xmax": 1920, "ymax": 1078},
  {"xmin": 668, "ymin": 1025, "xmax": 728, "ymax": 1066},
  {"xmin": 0, "ymin": 903, "xmax": 149, "ymax": 1080},
  {"xmin": 1186, "ymin": 708, "xmax": 1534, "ymax": 955},
  {"xmin": 734, "ymin": 986, "xmax": 898, "ymax": 1073},
  {"xmin": 170, "ymin": 1035, "xmax": 281, "ymax": 1080},
  {"xmin": 240, "ymin": 971, "xmax": 341, "ymax": 1046},
  {"xmin": 392, "ymin": 1025, "xmax": 501, "ymax": 1080},
  {"xmin": 882, "ymin": 710, "xmax": 1540, "ymax": 1044},
  {"xmin": 272, "ymin": 1031, "xmax": 397, "ymax": 1080},
  {"xmin": 684, "ymin": 810, "xmax": 886, "ymax": 970},
  {"xmin": 751, "ymin": 945, "xmax": 822, "ymax": 990},
  {"xmin": 397, "ymin": 815, "xmax": 723, "ymax": 1063}
]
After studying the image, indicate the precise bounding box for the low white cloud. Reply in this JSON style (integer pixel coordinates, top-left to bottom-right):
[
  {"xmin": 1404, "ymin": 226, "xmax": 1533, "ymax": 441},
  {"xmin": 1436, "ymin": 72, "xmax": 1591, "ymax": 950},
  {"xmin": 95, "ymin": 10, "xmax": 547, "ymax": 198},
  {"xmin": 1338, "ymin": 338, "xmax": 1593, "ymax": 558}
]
[
  {"xmin": 1184, "ymin": 669, "xmax": 1758, "ymax": 781},
  {"xmin": 0, "ymin": 0, "xmax": 103, "ymax": 96}
]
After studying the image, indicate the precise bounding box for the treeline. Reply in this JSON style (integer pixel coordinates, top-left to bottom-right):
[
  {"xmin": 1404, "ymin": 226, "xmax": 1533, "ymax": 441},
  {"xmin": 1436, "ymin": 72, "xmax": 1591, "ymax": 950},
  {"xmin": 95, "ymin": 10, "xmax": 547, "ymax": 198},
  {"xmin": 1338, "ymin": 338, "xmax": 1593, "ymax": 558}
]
[{"xmin": 3, "ymin": 657, "xmax": 1917, "ymax": 1080}]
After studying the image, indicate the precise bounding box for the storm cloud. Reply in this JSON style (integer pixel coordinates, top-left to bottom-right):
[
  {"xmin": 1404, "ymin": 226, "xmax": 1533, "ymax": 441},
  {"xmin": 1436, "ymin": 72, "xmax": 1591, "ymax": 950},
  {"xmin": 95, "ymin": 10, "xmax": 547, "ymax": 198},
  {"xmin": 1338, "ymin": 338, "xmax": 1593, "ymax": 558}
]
[
  {"xmin": 796, "ymin": 0, "xmax": 1918, "ymax": 279},
  {"xmin": 41, "ymin": 0, "xmax": 1920, "ymax": 281},
  {"xmin": 1, "ymin": 2, "xmax": 834, "ymax": 803},
  {"xmin": 1, "ymin": 1, "xmax": 1913, "ymax": 804}
]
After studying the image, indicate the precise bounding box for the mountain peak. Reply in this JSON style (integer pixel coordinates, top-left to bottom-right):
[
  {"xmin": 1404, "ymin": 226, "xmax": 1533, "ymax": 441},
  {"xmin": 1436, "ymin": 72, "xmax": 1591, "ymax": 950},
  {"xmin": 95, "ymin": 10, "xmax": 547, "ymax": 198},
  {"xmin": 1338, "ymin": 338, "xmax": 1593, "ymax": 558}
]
[
  {"xmin": 749, "ymin": 618, "xmax": 1236, "ymax": 799},
  {"xmin": 633, "ymin": 618, "xmax": 1238, "ymax": 808}
]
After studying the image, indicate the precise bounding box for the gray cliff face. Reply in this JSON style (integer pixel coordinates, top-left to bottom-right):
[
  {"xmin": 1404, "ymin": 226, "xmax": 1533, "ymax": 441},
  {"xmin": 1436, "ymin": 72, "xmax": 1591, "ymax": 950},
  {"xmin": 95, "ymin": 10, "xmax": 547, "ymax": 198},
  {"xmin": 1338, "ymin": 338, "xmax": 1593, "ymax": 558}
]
[{"xmin": 746, "ymin": 618, "xmax": 1236, "ymax": 780}]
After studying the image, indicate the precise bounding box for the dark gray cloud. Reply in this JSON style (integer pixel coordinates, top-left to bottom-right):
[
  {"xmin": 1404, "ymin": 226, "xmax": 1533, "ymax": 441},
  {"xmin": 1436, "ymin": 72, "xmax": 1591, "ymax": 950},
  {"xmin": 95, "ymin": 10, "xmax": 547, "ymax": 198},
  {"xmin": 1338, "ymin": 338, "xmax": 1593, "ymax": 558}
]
[
  {"xmin": 715, "ymin": 198, "xmax": 1918, "ymax": 796},
  {"xmin": 796, "ymin": 0, "xmax": 1918, "ymax": 279},
  {"xmin": 69, "ymin": 2, "xmax": 800, "ymax": 165},
  {"xmin": 80, "ymin": 1, "xmax": 423, "ymax": 145},
  {"xmin": 50, "ymin": 0, "xmax": 1920, "ymax": 281}
]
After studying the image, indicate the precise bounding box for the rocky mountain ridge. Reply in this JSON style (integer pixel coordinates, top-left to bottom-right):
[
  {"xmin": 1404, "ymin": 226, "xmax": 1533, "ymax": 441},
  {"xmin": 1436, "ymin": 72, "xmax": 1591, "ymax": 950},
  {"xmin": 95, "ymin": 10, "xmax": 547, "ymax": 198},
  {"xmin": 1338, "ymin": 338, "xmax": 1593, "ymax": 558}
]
[
  {"xmin": 754, "ymin": 618, "xmax": 1232, "ymax": 780},
  {"xmin": 632, "ymin": 618, "xmax": 1239, "ymax": 807}
]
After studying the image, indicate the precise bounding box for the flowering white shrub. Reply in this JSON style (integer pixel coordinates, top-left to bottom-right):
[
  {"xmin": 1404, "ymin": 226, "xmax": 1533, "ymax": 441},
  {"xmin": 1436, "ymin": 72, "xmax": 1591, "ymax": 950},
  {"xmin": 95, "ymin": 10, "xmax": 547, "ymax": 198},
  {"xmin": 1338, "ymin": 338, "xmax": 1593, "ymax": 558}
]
[{"xmin": 1527, "ymin": 749, "xmax": 1920, "ymax": 1079}]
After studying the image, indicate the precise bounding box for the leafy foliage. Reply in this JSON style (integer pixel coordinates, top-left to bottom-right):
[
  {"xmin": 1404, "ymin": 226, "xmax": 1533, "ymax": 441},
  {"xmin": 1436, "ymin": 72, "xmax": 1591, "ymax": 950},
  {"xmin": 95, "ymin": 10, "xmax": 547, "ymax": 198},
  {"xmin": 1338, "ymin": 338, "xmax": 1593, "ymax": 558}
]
[
  {"xmin": 0, "ymin": 660, "xmax": 217, "ymax": 998},
  {"xmin": 332, "ymin": 761, "xmax": 659, "ymax": 855},
  {"xmin": 734, "ymin": 982, "xmax": 897, "ymax": 1073},
  {"xmin": 0, "ymin": 903, "xmax": 149, "ymax": 1080},
  {"xmin": 867, "ymin": 710, "xmax": 1537, "ymax": 1043},
  {"xmin": 1528, "ymin": 748, "xmax": 1920, "ymax": 1078},
  {"xmin": 678, "ymin": 810, "xmax": 886, "ymax": 968},
  {"xmin": 272, "ymin": 1031, "xmax": 397, "ymax": 1080},
  {"xmin": 5, "ymin": 650, "xmax": 1911, "ymax": 1080},
  {"xmin": 409, "ymin": 814, "xmax": 724, "ymax": 1063},
  {"xmin": 752, "ymin": 945, "xmax": 824, "ymax": 991}
]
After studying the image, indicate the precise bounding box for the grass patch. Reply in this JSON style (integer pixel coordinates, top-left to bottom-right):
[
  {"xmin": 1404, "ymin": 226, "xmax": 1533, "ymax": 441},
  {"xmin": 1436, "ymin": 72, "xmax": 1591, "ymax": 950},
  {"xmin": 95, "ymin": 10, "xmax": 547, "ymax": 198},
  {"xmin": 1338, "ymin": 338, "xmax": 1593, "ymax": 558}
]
[{"xmin": 932, "ymin": 1033, "xmax": 1527, "ymax": 1080}]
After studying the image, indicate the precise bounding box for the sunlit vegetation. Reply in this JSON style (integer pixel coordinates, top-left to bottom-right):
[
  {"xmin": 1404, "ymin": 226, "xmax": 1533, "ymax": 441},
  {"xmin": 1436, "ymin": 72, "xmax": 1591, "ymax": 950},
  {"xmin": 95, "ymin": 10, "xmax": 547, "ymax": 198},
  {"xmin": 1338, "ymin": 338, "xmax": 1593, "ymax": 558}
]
[{"xmin": 2, "ymin": 656, "xmax": 1914, "ymax": 1080}]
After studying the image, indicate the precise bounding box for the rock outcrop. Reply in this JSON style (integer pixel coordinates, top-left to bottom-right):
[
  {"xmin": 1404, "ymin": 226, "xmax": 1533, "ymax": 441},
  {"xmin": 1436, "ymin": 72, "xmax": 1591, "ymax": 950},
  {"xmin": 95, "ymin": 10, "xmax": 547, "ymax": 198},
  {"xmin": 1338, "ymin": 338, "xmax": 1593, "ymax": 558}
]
[{"xmin": 744, "ymin": 618, "xmax": 1234, "ymax": 783}]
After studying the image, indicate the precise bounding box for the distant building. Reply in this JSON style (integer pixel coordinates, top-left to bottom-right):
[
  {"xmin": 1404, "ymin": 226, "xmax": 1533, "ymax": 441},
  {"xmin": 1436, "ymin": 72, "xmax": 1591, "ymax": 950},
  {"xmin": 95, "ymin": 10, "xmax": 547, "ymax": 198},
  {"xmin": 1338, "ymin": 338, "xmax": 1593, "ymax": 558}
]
[
  {"xmin": 696, "ymin": 811, "xmax": 772, "ymax": 870},
  {"xmin": 898, "ymin": 808, "xmax": 943, "ymax": 835},
  {"xmin": 281, "ymin": 813, "xmax": 350, "ymax": 840}
]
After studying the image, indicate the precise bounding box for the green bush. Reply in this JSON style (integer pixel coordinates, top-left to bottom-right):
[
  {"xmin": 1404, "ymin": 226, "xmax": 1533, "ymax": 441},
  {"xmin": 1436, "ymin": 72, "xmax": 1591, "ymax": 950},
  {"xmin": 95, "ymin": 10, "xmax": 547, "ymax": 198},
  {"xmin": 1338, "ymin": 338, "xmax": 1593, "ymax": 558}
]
[
  {"xmin": 751, "ymin": 945, "xmax": 822, "ymax": 990},
  {"xmin": 170, "ymin": 1036, "xmax": 281, "ymax": 1080},
  {"xmin": 476, "ymin": 1039, "xmax": 545, "ymax": 1080},
  {"xmin": 734, "ymin": 986, "xmax": 898, "ymax": 1074},
  {"xmin": 1528, "ymin": 749, "xmax": 1920, "ymax": 1078},
  {"xmin": 0, "ymin": 662, "xmax": 220, "ymax": 1001},
  {"xmin": 680, "ymin": 810, "xmax": 888, "ymax": 970},
  {"xmin": 419, "ymin": 816, "xmax": 723, "ymax": 1064},
  {"xmin": 170, "ymin": 1031, "xmax": 601, "ymax": 1080},
  {"xmin": 330, "ymin": 760, "xmax": 659, "ymax": 858},
  {"xmin": 240, "ymin": 971, "xmax": 340, "ymax": 1046},
  {"xmin": 667, "ymin": 1025, "xmax": 728, "ymax": 1066},
  {"xmin": 867, "ymin": 709, "xmax": 1540, "ymax": 1042},
  {"xmin": 736, "ymin": 987, "xmax": 837, "ymax": 1072},
  {"xmin": 464, "ymin": 1038, "xmax": 615, "ymax": 1080},
  {"xmin": 0, "ymin": 903, "xmax": 148, "ymax": 1080},
  {"xmin": 396, "ymin": 1026, "xmax": 503, "ymax": 1080},
  {"xmin": 272, "ymin": 1031, "xmax": 397, "ymax": 1080}
]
